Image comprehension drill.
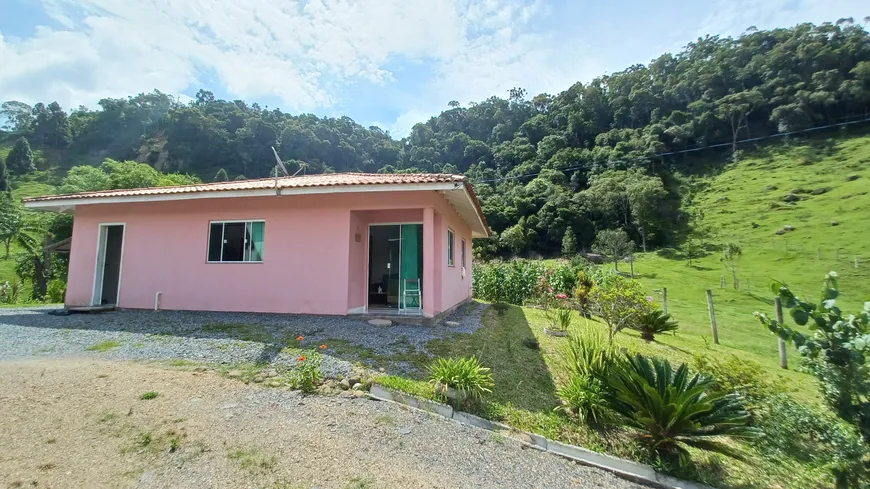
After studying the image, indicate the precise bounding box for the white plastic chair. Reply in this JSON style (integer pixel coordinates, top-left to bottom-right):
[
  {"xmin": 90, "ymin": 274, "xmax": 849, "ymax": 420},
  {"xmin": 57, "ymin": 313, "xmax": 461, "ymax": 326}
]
[{"xmin": 401, "ymin": 278, "xmax": 422, "ymax": 315}]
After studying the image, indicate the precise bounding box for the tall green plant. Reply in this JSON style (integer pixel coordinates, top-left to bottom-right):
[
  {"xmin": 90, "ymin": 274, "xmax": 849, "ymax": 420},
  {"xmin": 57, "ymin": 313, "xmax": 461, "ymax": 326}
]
[
  {"xmin": 563, "ymin": 327, "xmax": 616, "ymax": 379},
  {"xmin": 631, "ymin": 309, "xmax": 679, "ymax": 342},
  {"xmin": 604, "ymin": 353, "xmax": 758, "ymax": 466},
  {"xmin": 428, "ymin": 356, "xmax": 494, "ymax": 401},
  {"xmin": 756, "ymin": 272, "xmax": 870, "ymax": 442}
]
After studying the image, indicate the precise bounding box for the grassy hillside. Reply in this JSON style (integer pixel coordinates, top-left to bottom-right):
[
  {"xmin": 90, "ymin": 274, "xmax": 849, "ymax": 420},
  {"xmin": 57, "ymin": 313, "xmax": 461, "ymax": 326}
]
[{"xmin": 631, "ymin": 133, "xmax": 870, "ymax": 396}]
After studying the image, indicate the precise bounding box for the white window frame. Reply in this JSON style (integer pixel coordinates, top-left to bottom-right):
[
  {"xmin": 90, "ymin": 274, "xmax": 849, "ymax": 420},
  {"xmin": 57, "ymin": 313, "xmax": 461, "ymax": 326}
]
[
  {"xmin": 447, "ymin": 228, "xmax": 455, "ymax": 267},
  {"xmin": 461, "ymin": 238, "xmax": 466, "ymax": 268},
  {"xmin": 207, "ymin": 219, "xmax": 265, "ymax": 264}
]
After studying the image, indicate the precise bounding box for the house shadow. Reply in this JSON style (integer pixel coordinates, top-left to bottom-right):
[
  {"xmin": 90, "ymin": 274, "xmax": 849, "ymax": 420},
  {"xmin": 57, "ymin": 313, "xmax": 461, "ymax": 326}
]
[{"xmin": 423, "ymin": 303, "xmax": 559, "ymax": 414}]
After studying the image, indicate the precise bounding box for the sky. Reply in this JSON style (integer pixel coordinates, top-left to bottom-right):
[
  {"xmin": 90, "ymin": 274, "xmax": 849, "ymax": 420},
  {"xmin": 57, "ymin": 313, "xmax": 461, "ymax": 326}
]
[{"xmin": 0, "ymin": 0, "xmax": 866, "ymax": 137}]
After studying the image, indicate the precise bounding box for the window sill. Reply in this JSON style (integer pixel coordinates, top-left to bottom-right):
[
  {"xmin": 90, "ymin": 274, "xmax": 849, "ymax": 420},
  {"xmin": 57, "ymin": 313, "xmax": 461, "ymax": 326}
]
[{"xmin": 206, "ymin": 261, "xmax": 264, "ymax": 264}]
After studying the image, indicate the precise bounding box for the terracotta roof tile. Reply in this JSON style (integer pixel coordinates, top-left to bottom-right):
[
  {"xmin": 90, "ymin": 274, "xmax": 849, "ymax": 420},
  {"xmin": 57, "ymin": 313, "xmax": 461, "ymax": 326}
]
[{"xmin": 22, "ymin": 172, "xmax": 467, "ymax": 202}]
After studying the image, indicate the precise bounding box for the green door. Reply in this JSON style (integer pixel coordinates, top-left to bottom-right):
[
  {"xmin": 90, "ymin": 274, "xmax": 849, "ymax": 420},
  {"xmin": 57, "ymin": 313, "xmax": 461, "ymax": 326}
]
[{"xmin": 399, "ymin": 224, "xmax": 423, "ymax": 309}]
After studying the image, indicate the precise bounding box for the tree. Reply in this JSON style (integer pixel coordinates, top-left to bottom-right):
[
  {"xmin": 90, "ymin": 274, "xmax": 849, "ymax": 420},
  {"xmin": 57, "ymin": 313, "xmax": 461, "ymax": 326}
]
[
  {"xmin": 716, "ymin": 90, "xmax": 764, "ymax": 160},
  {"xmin": 0, "ymin": 101, "xmax": 34, "ymax": 132},
  {"xmin": 213, "ymin": 168, "xmax": 229, "ymax": 182},
  {"xmin": 5, "ymin": 137, "xmax": 35, "ymax": 175},
  {"xmin": 58, "ymin": 165, "xmax": 112, "ymax": 194},
  {"xmin": 593, "ymin": 229, "xmax": 634, "ymax": 271},
  {"xmin": 0, "ymin": 195, "xmax": 37, "ymax": 258},
  {"xmin": 500, "ymin": 224, "xmax": 527, "ymax": 255},
  {"xmin": 721, "ymin": 243, "xmax": 742, "ymax": 290},
  {"xmin": 0, "ymin": 155, "xmax": 8, "ymax": 192},
  {"xmin": 561, "ymin": 227, "xmax": 577, "ymax": 256},
  {"xmin": 756, "ymin": 273, "xmax": 870, "ymax": 444},
  {"xmin": 588, "ymin": 274, "xmax": 648, "ymax": 342}
]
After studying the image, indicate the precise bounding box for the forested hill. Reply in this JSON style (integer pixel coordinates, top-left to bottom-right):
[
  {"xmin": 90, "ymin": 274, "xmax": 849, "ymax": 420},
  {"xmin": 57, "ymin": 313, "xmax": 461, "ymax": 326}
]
[{"xmin": 2, "ymin": 20, "xmax": 870, "ymax": 257}]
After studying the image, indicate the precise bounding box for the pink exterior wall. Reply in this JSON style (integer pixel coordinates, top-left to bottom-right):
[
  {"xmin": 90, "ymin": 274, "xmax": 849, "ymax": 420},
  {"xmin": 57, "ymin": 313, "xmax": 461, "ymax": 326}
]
[
  {"xmin": 65, "ymin": 190, "xmax": 474, "ymax": 316},
  {"xmin": 440, "ymin": 206, "xmax": 474, "ymax": 312},
  {"xmin": 347, "ymin": 211, "xmax": 366, "ymax": 312}
]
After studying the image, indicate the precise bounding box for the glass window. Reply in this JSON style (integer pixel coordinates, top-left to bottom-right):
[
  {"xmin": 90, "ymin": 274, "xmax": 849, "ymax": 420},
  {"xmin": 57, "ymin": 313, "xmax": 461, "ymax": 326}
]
[
  {"xmin": 461, "ymin": 238, "xmax": 466, "ymax": 268},
  {"xmin": 207, "ymin": 220, "xmax": 265, "ymax": 263},
  {"xmin": 447, "ymin": 228, "xmax": 455, "ymax": 266}
]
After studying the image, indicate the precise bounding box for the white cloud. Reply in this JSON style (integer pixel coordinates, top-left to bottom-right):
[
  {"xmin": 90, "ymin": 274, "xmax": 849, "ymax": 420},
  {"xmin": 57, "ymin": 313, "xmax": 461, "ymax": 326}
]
[
  {"xmin": 696, "ymin": 0, "xmax": 868, "ymax": 38},
  {"xmin": 0, "ymin": 0, "xmax": 865, "ymax": 138}
]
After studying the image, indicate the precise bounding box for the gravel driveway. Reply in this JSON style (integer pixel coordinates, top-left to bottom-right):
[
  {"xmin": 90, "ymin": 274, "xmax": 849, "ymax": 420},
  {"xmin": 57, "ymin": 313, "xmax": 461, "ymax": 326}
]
[
  {"xmin": 0, "ymin": 359, "xmax": 646, "ymax": 489},
  {"xmin": 0, "ymin": 303, "xmax": 486, "ymax": 377}
]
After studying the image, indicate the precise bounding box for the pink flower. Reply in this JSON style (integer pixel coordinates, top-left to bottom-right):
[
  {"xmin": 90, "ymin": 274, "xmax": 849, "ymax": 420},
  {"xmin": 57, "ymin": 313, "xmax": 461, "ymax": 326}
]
[
  {"xmin": 646, "ymin": 296, "xmax": 654, "ymax": 302},
  {"xmin": 555, "ymin": 293, "xmax": 568, "ymax": 300},
  {"xmin": 548, "ymin": 287, "xmax": 554, "ymax": 293}
]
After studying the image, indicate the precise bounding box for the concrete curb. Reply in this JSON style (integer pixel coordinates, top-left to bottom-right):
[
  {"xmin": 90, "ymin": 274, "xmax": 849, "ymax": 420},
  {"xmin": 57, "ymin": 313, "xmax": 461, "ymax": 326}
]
[{"xmin": 368, "ymin": 384, "xmax": 716, "ymax": 489}]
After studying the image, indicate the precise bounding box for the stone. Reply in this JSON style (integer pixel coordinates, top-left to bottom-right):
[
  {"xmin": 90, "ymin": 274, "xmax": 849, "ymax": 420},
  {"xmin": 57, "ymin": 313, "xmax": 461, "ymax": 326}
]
[
  {"xmin": 339, "ymin": 390, "xmax": 354, "ymax": 399},
  {"xmin": 262, "ymin": 369, "xmax": 278, "ymax": 378},
  {"xmin": 352, "ymin": 383, "xmax": 363, "ymax": 391},
  {"xmin": 831, "ymin": 220, "xmax": 839, "ymax": 226},
  {"xmin": 775, "ymin": 229, "xmax": 786, "ymax": 235},
  {"xmin": 444, "ymin": 321, "xmax": 460, "ymax": 327},
  {"xmin": 751, "ymin": 222, "xmax": 759, "ymax": 228},
  {"xmin": 348, "ymin": 375, "xmax": 362, "ymax": 386},
  {"xmin": 220, "ymin": 402, "xmax": 240, "ymax": 410},
  {"xmin": 227, "ymin": 370, "xmax": 243, "ymax": 378},
  {"xmin": 515, "ymin": 433, "xmax": 534, "ymax": 444},
  {"xmin": 368, "ymin": 319, "xmax": 392, "ymax": 327},
  {"xmin": 268, "ymin": 381, "xmax": 282, "ymax": 388},
  {"xmin": 352, "ymin": 390, "xmax": 366, "ymax": 398},
  {"xmin": 253, "ymin": 376, "xmax": 265, "ymax": 383},
  {"xmin": 378, "ymin": 367, "xmax": 386, "ymax": 373},
  {"xmin": 398, "ymin": 427, "xmax": 411, "ymax": 435},
  {"xmin": 783, "ymin": 225, "xmax": 795, "ymax": 231},
  {"xmin": 339, "ymin": 378, "xmax": 351, "ymax": 390}
]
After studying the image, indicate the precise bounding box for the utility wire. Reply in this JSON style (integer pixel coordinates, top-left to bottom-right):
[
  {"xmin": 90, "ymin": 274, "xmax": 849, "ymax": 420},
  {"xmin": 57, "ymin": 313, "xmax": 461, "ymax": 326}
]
[{"xmin": 470, "ymin": 114, "xmax": 870, "ymax": 185}]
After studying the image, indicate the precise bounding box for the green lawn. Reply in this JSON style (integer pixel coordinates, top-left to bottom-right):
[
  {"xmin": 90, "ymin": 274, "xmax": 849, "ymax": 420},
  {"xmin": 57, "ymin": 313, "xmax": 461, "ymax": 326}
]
[
  {"xmin": 378, "ymin": 303, "xmax": 831, "ymax": 488},
  {"xmin": 623, "ymin": 134, "xmax": 870, "ymax": 398}
]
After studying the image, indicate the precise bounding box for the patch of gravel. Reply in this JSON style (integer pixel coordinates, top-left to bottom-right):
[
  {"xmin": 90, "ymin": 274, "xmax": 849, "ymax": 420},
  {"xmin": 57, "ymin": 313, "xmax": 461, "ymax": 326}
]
[
  {"xmin": 0, "ymin": 359, "xmax": 647, "ymax": 489},
  {"xmin": 0, "ymin": 303, "xmax": 488, "ymax": 377}
]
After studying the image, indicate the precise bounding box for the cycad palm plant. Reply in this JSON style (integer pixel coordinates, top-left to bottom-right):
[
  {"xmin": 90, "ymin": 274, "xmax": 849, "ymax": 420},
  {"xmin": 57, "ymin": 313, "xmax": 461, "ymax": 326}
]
[
  {"xmin": 632, "ymin": 309, "xmax": 679, "ymax": 342},
  {"xmin": 604, "ymin": 353, "xmax": 759, "ymax": 466}
]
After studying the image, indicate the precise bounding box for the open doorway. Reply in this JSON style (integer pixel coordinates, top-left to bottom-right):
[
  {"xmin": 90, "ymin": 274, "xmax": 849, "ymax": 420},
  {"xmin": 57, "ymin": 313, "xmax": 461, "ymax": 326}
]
[
  {"xmin": 93, "ymin": 224, "xmax": 125, "ymax": 306},
  {"xmin": 368, "ymin": 224, "xmax": 423, "ymax": 312}
]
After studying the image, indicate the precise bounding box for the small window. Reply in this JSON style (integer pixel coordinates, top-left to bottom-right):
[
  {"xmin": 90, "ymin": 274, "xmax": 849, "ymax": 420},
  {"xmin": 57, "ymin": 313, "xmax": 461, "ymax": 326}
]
[
  {"xmin": 461, "ymin": 238, "xmax": 466, "ymax": 268},
  {"xmin": 447, "ymin": 228, "xmax": 455, "ymax": 267},
  {"xmin": 208, "ymin": 221, "xmax": 264, "ymax": 263}
]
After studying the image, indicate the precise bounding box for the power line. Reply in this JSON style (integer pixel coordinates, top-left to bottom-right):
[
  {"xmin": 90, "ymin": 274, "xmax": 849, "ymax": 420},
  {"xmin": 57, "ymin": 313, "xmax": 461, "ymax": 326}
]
[{"xmin": 470, "ymin": 114, "xmax": 870, "ymax": 185}]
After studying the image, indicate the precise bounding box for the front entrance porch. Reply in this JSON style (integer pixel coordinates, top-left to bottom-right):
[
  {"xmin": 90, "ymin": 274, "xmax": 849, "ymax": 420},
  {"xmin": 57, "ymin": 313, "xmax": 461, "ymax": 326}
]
[
  {"xmin": 348, "ymin": 207, "xmax": 446, "ymax": 318},
  {"xmin": 367, "ymin": 223, "xmax": 423, "ymax": 315}
]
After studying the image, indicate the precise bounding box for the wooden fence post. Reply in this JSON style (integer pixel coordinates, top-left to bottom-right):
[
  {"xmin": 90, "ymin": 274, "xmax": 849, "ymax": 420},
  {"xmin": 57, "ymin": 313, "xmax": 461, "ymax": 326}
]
[
  {"xmin": 662, "ymin": 287, "xmax": 668, "ymax": 315},
  {"xmin": 629, "ymin": 253, "xmax": 635, "ymax": 278},
  {"xmin": 706, "ymin": 290, "xmax": 719, "ymax": 345},
  {"xmin": 746, "ymin": 278, "xmax": 751, "ymax": 295},
  {"xmin": 775, "ymin": 297, "xmax": 788, "ymax": 369}
]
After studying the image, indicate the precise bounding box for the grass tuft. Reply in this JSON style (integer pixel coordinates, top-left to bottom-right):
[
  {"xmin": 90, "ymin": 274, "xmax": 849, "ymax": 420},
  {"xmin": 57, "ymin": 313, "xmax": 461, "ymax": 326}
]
[{"xmin": 85, "ymin": 340, "xmax": 121, "ymax": 352}]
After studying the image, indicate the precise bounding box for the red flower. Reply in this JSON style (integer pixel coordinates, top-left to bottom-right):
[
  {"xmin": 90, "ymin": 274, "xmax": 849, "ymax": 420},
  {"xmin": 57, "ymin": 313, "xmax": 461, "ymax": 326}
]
[
  {"xmin": 319, "ymin": 344, "xmax": 327, "ymax": 350},
  {"xmin": 298, "ymin": 355, "xmax": 306, "ymax": 362},
  {"xmin": 555, "ymin": 293, "xmax": 568, "ymax": 300},
  {"xmin": 296, "ymin": 335, "xmax": 304, "ymax": 341}
]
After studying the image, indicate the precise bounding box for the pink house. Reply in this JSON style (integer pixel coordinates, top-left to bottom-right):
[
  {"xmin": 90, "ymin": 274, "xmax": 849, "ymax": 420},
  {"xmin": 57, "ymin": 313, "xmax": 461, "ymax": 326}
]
[{"xmin": 23, "ymin": 173, "xmax": 490, "ymax": 321}]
